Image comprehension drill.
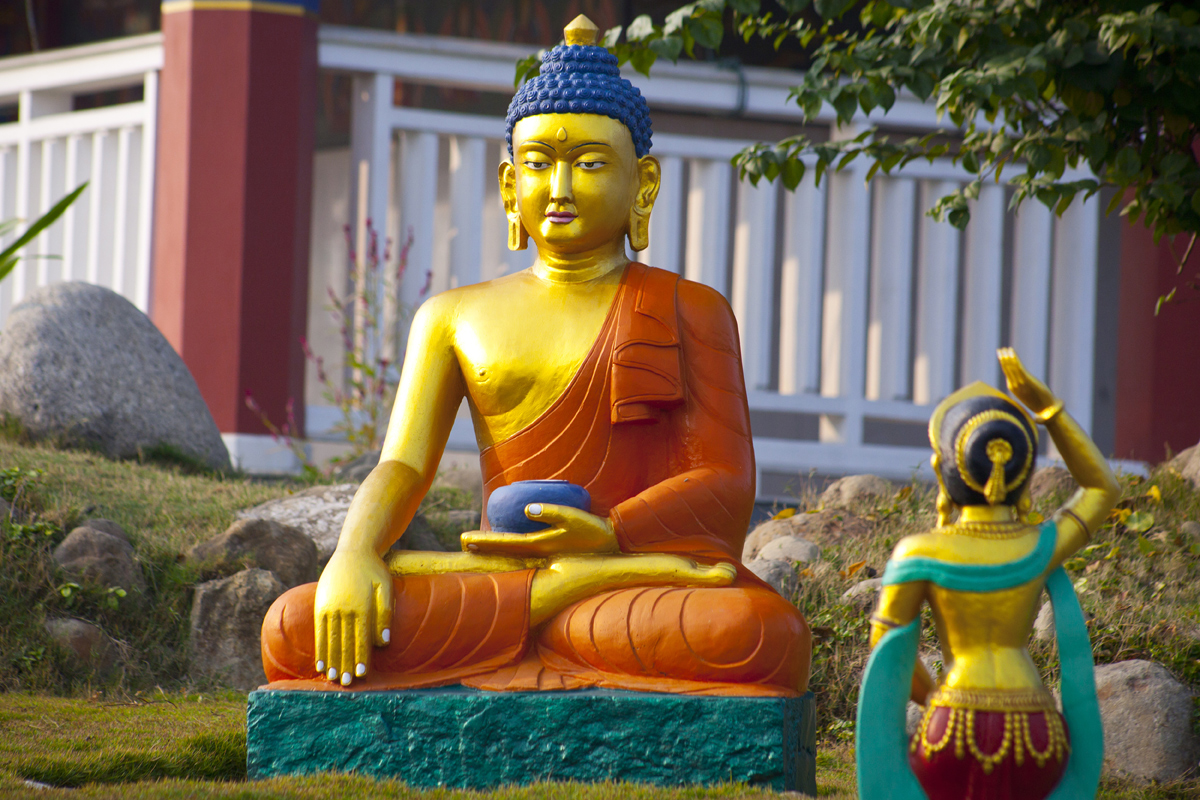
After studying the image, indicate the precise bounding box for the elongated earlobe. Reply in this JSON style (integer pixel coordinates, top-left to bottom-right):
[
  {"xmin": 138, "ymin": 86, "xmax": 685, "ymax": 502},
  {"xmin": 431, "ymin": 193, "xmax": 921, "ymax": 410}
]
[
  {"xmin": 627, "ymin": 208, "xmax": 649, "ymax": 252},
  {"xmin": 499, "ymin": 160, "xmax": 528, "ymax": 251}
]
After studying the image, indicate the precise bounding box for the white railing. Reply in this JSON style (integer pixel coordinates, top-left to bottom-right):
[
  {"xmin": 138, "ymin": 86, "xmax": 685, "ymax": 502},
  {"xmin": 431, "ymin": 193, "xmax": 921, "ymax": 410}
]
[
  {"xmin": 0, "ymin": 34, "xmax": 161, "ymax": 324},
  {"xmin": 310, "ymin": 27, "xmax": 1107, "ymax": 495}
]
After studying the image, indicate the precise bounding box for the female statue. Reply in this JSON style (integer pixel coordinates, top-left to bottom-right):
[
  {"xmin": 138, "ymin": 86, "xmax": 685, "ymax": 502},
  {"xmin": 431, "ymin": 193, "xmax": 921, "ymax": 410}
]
[
  {"xmin": 260, "ymin": 16, "xmax": 811, "ymax": 697},
  {"xmin": 856, "ymin": 348, "xmax": 1119, "ymax": 799}
]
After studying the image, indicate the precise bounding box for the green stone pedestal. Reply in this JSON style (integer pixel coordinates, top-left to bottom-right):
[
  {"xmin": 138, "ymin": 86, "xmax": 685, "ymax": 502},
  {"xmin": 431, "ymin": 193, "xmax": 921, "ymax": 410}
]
[{"xmin": 247, "ymin": 686, "xmax": 816, "ymax": 793}]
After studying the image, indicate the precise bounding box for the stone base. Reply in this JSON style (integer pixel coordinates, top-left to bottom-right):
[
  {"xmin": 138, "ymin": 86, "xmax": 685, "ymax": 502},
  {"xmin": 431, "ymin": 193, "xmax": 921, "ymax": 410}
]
[{"xmin": 247, "ymin": 686, "xmax": 816, "ymax": 793}]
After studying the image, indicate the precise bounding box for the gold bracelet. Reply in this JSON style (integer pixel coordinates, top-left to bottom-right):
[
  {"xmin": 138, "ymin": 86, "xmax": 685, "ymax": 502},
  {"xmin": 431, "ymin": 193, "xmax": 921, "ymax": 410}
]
[{"xmin": 1036, "ymin": 398, "xmax": 1064, "ymax": 423}]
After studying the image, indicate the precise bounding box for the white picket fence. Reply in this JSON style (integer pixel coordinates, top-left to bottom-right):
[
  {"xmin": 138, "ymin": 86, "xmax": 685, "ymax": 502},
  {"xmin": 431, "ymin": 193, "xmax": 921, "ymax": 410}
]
[
  {"xmin": 0, "ymin": 34, "xmax": 161, "ymax": 322},
  {"xmin": 312, "ymin": 26, "xmax": 1106, "ymax": 495},
  {"xmin": 0, "ymin": 29, "xmax": 1110, "ymax": 494}
]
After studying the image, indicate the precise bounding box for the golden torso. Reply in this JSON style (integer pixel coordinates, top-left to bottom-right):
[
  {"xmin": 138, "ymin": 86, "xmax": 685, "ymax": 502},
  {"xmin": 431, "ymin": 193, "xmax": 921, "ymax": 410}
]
[
  {"xmin": 883, "ymin": 508, "xmax": 1049, "ymax": 694},
  {"xmin": 444, "ymin": 265, "xmax": 623, "ymax": 448}
]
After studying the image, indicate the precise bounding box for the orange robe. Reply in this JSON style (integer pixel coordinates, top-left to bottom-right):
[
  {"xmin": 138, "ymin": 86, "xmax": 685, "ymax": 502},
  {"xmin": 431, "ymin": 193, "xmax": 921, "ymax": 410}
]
[{"xmin": 262, "ymin": 263, "xmax": 811, "ymax": 696}]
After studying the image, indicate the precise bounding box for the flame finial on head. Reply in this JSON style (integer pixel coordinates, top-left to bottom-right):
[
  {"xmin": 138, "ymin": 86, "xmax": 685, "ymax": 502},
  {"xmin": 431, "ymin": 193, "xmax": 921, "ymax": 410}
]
[{"xmin": 564, "ymin": 15, "xmax": 600, "ymax": 46}]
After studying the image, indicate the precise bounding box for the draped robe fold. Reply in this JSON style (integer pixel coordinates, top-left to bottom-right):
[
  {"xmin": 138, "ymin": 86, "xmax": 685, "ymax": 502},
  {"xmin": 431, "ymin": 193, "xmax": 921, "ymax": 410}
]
[{"xmin": 261, "ymin": 263, "xmax": 811, "ymax": 696}]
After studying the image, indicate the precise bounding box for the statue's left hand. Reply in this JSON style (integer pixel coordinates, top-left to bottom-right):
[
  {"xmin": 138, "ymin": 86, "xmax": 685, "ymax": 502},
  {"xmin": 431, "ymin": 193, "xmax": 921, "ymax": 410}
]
[{"xmin": 461, "ymin": 504, "xmax": 620, "ymax": 557}]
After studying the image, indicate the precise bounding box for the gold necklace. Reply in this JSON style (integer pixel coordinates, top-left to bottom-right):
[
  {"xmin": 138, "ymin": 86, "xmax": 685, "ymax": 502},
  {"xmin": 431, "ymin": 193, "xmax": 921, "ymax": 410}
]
[{"xmin": 939, "ymin": 519, "xmax": 1033, "ymax": 539}]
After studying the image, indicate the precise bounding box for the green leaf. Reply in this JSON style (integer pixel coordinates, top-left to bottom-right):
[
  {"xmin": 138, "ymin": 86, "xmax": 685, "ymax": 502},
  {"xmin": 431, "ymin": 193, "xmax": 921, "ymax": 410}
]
[
  {"xmin": 0, "ymin": 182, "xmax": 88, "ymax": 283},
  {"xmin": 782, "ymin": 157, "xmax": 807, "ymax": 190},
  {"xmin": 627, "ymin": 14, "xmax": 656, "ymax": 41},
  {"xmin": 814, "ymin": 0, "xmax": 855, "ymax": 20},
  {"xmin": 1115, "ymin": 147, "xmax": 1141, "ymax": 178},
  {"xmin": 1135, "ymin": 534, "xmax": 1157, "ymax": 556},
  {"xmin": 1127, "ymin": 511, "xmax": 1155, "ymax": 533},
  {"xmin": 648, "ymin": 36, "xmax": 683, "ymax": 61},
  {"xmin": 689, "ymin": 14, "xmax": 725, "ymax": 50}
]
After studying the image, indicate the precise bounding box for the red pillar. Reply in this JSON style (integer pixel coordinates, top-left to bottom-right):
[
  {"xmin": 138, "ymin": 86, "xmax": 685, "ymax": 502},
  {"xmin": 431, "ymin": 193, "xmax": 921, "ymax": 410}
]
[
  {"xmin": 1114, "ymin": 222, "xmax": 1200, "ymax": 463},
  {"xmin": 152, "ymin": 0, "xmax": 316, "ymax": 467}
]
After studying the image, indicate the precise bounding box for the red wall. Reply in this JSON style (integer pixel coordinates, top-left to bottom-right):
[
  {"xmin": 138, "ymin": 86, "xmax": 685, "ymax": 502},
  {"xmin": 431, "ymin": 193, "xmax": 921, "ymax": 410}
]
[
  {"xmin": 1114, "ymin": 222, "xmax": 1200, "ymax": 463},
  {"xmin": 152, "ymin": 7, "xmax": 315, "ymax": 435}
]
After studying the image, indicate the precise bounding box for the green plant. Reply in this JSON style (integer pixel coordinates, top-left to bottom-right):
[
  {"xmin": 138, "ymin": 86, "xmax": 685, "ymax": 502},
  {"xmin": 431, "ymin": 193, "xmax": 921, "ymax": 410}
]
[
  {"xmin": 0, "ymin": 182, "xmax": 88, "ymax": 284},
  {"xmin": 527, "ymin": 1, "xmax": 1200, "ymax": 305}
]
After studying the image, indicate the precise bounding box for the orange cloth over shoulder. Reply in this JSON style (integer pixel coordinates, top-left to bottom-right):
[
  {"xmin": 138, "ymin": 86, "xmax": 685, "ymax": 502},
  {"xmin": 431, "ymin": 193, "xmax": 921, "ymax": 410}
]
[{"xmin": 261, "ymin": 263, "xmax": 811, "ymax": 696}]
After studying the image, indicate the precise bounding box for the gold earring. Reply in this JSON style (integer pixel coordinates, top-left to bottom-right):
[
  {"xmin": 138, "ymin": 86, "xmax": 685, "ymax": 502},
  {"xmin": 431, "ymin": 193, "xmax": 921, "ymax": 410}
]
[
  {"xmin": 936, "ymin": 486, "xmax": 955, "ymax": 528},
  {"xmin": 507, "ymin": 215, "xmax": 528, "ymax": 251},
  {"xmin": 628, "ymin": 208, "xmax": 649, "ymax": 252}
]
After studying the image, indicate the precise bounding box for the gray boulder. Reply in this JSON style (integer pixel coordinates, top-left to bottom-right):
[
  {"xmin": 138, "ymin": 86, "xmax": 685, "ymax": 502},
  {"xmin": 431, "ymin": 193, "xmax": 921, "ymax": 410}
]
[
  {"xmin": 1095, "ymin": 659, "xmax": 1199, "ymax": 783},
  {"xmin": 188, "ymin": 518, "xmax": 318, "ymax": 588},
  {"xmin": 189, "ymin": 568, "xmax": 287, "ymax": 690},
  {"xmin": 0, "ymin": 282, "xmax": 229, "ymax": 470},
  {"xmin": 747, "ymin": 558, "xmax": 798, "ymax": 599},
  {"xmin": 1033, "ymin": 602, "xmax": 1055, "ymax": 642},
  {"xmin": 53, "ymin": 525, "xmax": 145, "ymax": 595},
  {"xmin": 819, "ymin": 475, "xmax": 893, "ymax": 511},
  {"xmin": 756, "ymin": 535, "xmax": 820, "ymax": 565},
  {"xmin": 79, "ymin": 518, "xmax": 131, "ymax": 545},
  {"xmin": 44, "ymin": 617, "xmax": 118, "ymax": 678},
  {"xmin": 744, "ymin": 509, "xmax": 872, "ymax": 561},
  {"xmin": 1169, "ymin": 442, "xmax": 1200, "ymax": 491},
  {"xmin": 1030, "ymin": 466, "xmax": 1077, "ymax": 502},
  {"xmin": 841, "ymin": 578, "xmax": 882, "ymax": 613},
  {"xmin": 1181, "ymin": 520, "xmax": 1200, "ymax": 540},
  {"xmin": 238, "ymin": 484, "xmax": 445, "ymax": 565},
  {"xmin": 331, "ymin": 449, "xmax": 381, "ymax": 483}
]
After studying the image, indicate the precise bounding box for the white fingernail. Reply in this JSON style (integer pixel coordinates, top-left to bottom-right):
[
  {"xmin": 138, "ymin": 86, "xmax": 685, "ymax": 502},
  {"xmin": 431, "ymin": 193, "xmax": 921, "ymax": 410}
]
[
  {"xmin": 316, "ymin": 661, "xmax": 325, "ymax": 673},
  {"xmin": 327, "ymin": 667, "xmax": 338, "ymax": 681},
  {"xmin": 527, "ymin": 503, "xmax": 542, "ymax": 516},
  {"xmin": 382, "ymin": 628, "xmax": 391, "ymax": 644},
  {"xmin": 340, "ymin": 672, "xmax": 352, "ymax": 686},
  {"xmin": 356, "ymin": 663, "xmax": 366, "ymax": 677}
]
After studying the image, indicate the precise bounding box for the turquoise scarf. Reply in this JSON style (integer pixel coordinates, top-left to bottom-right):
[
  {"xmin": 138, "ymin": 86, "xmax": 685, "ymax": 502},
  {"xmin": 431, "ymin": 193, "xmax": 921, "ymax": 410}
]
[{"xmin": 855, "ymin": 521, "xmax": 1102, "ymax": 800}]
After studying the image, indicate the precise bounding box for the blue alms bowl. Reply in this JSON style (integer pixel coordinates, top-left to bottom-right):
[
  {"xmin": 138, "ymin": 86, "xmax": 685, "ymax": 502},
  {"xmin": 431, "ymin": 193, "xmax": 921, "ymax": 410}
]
[{"xmin": 487, "ymin": 480, "xmax": 591, "ymax": 533}]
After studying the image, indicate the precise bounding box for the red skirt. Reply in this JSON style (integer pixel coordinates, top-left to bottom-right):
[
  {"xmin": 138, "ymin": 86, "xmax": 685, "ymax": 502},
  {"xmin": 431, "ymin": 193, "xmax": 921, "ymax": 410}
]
[{"xmin": 909, "ymin": 705, "xmax": 1070, "ymax": 800}]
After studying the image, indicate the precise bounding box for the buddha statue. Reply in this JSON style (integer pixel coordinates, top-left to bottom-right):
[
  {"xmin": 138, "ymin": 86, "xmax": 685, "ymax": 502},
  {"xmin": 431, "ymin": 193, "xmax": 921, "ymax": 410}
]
[
  {"xmin": 260, "ymin": 15, "xmax": 812, "ymax": 698},
  {"xmin": 855, "ymin": 348, "xmax": 1119, "ymax": 800}
]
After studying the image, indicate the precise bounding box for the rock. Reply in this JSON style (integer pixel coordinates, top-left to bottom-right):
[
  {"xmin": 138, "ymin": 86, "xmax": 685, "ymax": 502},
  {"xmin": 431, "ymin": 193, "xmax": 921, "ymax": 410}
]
[
  {"xmin": 391, "ymin": 513, "xmax": 447, "ymax": 553},
  {"xmin": 189, "ymin": 568, "xmax": 287, "ymax": 690},
  {"xmin": 237, "ymin": 484, "xmax": 356, "ymax": 564},
  {"xmin": 1095, "ymin": 659, "xmax": 1199, "ymax": 783},
  {"xmin": 445, "ymin": 509, "xmax": 482, "ymax": 532},
  {"xmin": 747, "ymin": 559, "xmax": 798, "ymax": 599},
  {"xmin": 79, "ymin": 518, "xmax": 130, "ymax": 545},
  {"xmin": 756, "ymin": 536, "xmax": 820, "ymax": 564},
  {"xmin": 906, "ymin": 701, "xmax": 924, "ymax": 738},
  {"xmin": 238, "ymin": 484, "xmax": 443, "ymax": 564},
  {"xmin": 1030, "ymin": 467, "xmax": 1077, "ymax": 502},
  {"xmin": 841, "ymin": 578, "xmax": 882, "ymax": 613},
  {"xmin": 1169, "ymin": 441, "xmax": 1200, "ymax": 490},
  {"xmin": 1033, "ymin": 602, "xmax": 1055, "ymax": 642},
  {"xmin": 1180, "ymin": 520, "xmax": 1200, "ymax": 540},
  {"xmin": 0, "ymin": 282, "xmax": 229, "ymax": 470},
  {"xmin": 332, "ymin": 449, "xmax": 381, "ymax": 483},
  {"xmin": 819, "ymin": 475, "xmax": 893, "ymax": 511},
  {"xmin": 188, "ymin": 518, "xmax": 318, "ymax": 588},
  {"xmin": 743, "ymin": 509, "xmax": 872, "ymax": 561},
  {"xmin": 53, "ymin": 526, "xmax": 145, "ymax": 595},
  {"xmin": 44, "ymin": 617, "xmax": 118, "ymax": 678}
]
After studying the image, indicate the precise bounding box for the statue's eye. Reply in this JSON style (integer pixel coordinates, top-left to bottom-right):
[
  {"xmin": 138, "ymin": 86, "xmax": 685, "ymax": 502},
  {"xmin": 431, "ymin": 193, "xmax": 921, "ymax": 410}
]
[
  {"xmin": 577, "ymin": 160, "xmax": 605, "ymax": 170},
  {"xmin": 523, "ymin": 159, "xmax": 551, "ymax": 170}
]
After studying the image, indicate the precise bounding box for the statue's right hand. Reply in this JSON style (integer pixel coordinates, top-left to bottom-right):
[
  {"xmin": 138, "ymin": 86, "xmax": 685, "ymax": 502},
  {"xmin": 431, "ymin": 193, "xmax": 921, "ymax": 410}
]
[
  {"xmin": 998, "ymin": 347, "xmax": 1060, "ymax": 421},
  {"xmin": 312, "ymin": 548, "xmax": 394, "ymax": 686}
]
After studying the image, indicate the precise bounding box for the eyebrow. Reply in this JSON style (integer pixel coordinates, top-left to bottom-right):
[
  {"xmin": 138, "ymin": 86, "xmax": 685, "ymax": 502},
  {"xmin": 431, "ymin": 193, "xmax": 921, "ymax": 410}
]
[
  {"xmin": 520, "ymin": 140, "xmax": 555, "ymax": 150},
  {"xmin": 568, "ymin": 141, "xmax": 613, "ymax": 152}
]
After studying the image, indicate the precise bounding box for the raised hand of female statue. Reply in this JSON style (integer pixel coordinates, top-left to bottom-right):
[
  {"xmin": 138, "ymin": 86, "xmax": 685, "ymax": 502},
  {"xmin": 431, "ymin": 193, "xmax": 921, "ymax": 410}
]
[
  {"xmin": 460, "ymin": 504, "xmax": 619, "ymax": 557},
  {"xmin": 998, "ymin": 347, "xmax": 1061, "ymax": 421}
]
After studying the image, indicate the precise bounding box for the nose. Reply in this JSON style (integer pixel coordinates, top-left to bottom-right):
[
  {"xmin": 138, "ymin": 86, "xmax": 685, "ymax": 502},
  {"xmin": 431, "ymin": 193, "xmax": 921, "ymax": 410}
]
[{"xmin": 550, "ymin": 159, "xmax": 573, "ymax": 204}]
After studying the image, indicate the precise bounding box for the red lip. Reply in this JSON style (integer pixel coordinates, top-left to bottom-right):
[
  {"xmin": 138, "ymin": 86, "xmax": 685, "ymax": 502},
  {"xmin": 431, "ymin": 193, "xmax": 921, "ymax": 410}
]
[{"xmin": 546, "ymin": 212, "xmax": 577, "ymax": 223}]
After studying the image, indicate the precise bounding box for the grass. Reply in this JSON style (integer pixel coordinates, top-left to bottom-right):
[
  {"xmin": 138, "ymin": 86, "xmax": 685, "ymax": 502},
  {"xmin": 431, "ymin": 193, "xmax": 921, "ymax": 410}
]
[{"xmin": 1, "ymin": 436, "xmax": 1198, "ymax": 796}]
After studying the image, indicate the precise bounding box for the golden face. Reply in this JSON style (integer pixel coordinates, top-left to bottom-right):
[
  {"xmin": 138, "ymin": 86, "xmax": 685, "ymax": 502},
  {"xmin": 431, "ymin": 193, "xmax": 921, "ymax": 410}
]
[{"xmin": 501, "ymin": 113, "xmax": 659, "ymax": 257}]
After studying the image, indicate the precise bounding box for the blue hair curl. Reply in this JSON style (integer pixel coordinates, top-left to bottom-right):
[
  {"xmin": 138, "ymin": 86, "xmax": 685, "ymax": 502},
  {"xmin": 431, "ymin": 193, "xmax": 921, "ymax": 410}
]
[{"xmin": 505, "ymin": 44, "xmax": 653, "ymax": 158}]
